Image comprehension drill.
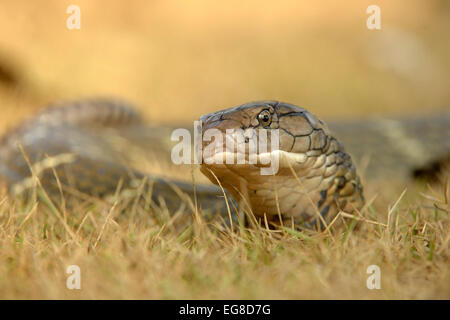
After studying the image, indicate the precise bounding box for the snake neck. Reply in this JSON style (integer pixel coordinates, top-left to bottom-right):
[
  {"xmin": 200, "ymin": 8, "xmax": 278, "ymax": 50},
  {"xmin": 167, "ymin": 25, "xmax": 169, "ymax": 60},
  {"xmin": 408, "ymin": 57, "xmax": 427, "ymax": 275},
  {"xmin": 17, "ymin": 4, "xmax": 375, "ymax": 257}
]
[{"xmin": 201, "ymin": 137, "xmax": 364, "ymax": 229}]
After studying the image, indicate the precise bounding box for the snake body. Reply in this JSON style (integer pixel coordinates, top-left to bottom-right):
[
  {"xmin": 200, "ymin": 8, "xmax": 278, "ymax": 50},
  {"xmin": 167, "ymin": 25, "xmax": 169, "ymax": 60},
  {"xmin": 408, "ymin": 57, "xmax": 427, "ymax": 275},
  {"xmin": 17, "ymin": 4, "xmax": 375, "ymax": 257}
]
[
  {"xmin": 0, "ymin": 100, "xmax": 228, "ymax": 215},
  {"xmin": 0, "ymin": 99, "xmax": 449, "ymax": 229}
]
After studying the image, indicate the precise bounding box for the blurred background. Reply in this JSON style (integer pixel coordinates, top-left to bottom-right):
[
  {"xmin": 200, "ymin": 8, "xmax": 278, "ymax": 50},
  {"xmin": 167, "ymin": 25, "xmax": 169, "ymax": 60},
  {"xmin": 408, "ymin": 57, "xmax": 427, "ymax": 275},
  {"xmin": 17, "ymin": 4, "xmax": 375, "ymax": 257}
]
[{"xmin": 0, "ymin": 0, "xmax": 449, "ymax": 135}]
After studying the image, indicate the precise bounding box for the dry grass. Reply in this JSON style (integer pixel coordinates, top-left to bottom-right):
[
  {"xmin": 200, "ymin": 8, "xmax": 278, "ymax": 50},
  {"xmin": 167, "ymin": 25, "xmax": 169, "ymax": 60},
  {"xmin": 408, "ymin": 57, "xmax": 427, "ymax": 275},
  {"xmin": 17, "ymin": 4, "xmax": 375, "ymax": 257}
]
[
  {"xmin": 0, "ymin": 0, "xmax": 449, "ymax": 299},
  {"xmin": 0, "ymin": 176, "xmax": 448, "ymax": 299}
]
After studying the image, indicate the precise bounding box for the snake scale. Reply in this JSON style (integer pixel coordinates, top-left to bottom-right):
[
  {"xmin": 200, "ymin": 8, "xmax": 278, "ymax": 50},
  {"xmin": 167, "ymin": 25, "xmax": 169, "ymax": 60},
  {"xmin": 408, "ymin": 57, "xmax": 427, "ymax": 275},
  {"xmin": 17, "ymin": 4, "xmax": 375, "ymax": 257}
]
[{"xmin": 0, "ymin": 99, "xmax": 449, "ymax": 229}]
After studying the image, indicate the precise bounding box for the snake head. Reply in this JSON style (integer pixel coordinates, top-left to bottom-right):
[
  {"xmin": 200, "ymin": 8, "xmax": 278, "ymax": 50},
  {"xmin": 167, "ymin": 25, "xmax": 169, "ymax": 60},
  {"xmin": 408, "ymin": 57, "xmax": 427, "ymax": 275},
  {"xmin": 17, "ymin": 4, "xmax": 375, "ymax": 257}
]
[
  {"xmin": 199, "ymin": 101, "xmax": 334, "ymax": 176},
  {"xmin": 198, "ymin": 101, "xmax": 364, "ymax": 229}
]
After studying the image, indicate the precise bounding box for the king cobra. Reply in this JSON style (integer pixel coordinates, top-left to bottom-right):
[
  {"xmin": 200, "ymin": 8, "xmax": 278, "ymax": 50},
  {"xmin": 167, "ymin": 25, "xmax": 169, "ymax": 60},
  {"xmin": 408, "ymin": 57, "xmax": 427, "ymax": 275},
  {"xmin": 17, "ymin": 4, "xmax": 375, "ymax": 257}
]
[{"xmin": 0, "ymin": 99, "xmax": 449, "ymax": 229}]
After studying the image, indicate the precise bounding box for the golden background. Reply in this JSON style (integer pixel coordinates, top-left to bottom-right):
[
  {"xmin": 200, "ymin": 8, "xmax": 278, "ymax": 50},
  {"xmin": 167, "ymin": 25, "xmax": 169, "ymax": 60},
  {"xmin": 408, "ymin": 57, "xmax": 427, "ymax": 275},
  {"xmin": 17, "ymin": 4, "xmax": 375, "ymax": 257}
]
[{"xmin": 0, "ymin": 0, "xmax": 449, "ymax": 135}]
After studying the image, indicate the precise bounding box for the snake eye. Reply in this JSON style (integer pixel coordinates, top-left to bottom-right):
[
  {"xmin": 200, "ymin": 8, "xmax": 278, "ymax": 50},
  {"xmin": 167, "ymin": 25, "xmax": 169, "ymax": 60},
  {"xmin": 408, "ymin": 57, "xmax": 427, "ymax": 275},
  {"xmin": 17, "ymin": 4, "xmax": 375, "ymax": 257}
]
[{"xmin": 258, "ymin": 110, "xmax": 272, "ymax": 127}]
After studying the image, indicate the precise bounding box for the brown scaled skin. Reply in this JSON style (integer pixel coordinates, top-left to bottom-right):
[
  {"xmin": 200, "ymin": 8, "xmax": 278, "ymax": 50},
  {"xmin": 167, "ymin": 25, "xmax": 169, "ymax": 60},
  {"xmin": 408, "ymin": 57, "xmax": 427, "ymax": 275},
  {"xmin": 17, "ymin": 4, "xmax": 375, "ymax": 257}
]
[{"xmin": 199, "ymin": 101, "xmax": 365, "ymax": 229}]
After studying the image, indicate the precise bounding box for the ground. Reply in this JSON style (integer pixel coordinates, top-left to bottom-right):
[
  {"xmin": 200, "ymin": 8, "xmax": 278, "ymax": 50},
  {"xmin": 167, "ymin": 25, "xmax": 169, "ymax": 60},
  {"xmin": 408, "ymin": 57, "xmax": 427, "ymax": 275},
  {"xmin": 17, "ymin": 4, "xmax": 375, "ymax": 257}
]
[{"xmin": 0, "ymin": 179, "xmax": 448, "ymax": 299}]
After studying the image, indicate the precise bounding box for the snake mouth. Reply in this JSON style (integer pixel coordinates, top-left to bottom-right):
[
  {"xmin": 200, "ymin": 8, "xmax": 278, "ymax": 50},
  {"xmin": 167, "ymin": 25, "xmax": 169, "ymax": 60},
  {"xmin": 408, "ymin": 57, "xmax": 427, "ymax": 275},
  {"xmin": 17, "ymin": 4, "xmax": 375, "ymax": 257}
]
[{"xmin": 199, "ymin": 114, "xmax": 284, "ymax": 175}]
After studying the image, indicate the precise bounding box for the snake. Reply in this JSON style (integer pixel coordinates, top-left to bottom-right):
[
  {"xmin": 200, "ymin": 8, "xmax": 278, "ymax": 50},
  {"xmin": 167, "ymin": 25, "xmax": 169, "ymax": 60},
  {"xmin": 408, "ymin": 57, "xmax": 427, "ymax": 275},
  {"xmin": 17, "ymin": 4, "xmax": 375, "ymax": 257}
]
[{"xmin": 0, "ymin": 99, "xmax": 449, "ymax": 229}]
